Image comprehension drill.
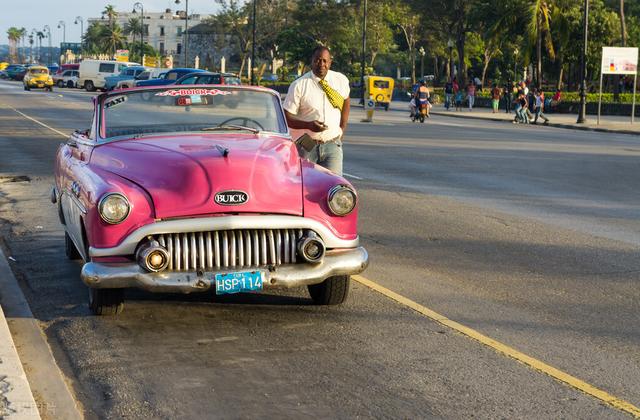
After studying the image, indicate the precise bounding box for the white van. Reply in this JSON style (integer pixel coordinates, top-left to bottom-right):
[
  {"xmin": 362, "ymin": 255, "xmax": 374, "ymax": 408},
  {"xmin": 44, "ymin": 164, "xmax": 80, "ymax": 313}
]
[{"xmin": 78, "ymin": 60, "xmax": 139, "ymax": 91}]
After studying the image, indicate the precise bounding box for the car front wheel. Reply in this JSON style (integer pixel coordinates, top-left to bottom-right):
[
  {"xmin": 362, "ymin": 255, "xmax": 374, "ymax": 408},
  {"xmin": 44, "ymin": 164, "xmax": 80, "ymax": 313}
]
[
  {"xmin": 84, "ymin": 80, "xmax": 95, "ymax": 91},
  {"xmin": 308, "ymin": 275, "xmax": 350, "ymax": 305},
  {"xmin": 57, "ymin": 80, "xmax": 64, "ymax": 88},
  {"xmin": 89, "ymin": 288, "xmax": 124, "ymax": 315},
  {"xmin": 64, "ymin": 232, "xmax": 82, "ymax": 260}
]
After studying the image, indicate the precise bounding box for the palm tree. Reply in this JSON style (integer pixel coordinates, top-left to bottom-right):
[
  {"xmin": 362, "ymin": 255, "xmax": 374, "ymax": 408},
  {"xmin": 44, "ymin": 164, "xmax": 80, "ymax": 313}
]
[
  {"xmin": 36, "ymin": 31, "xmax": 45, "ymax": 62},
  {"xmin": 124, "ymin": 17, "xmax": 142, "ymax": 60},
  {"xmin": 102, "ymin": 5, "xmax": 118, "ymax": 30},
  {"xmin": 6, "ymin": 27, "xmax": 21, "ymax": 62},
  {"xmin": 526, "ymin": 0, "xmax": 555, "ymax": 87},
  {"xmin": 619, "ymin": 0, "xmax": 627, "ymax": 47},
  {"xmin": 18, "ymin": 27, "xmax": 27, "ymax": 62},
  {"xmin": 101, "ymin": 24, "xmax": 126, "ymax": 56},
  {"xmin": 83, "ymin": 22, "xmax": 107, "ymax": 54}
]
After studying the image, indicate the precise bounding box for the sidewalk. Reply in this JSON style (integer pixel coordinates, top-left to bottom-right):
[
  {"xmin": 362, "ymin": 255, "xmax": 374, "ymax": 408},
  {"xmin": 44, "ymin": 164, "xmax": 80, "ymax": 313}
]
[{"xmin": 388, "ymin": 101, "xmax": 640, "ymax": 136}]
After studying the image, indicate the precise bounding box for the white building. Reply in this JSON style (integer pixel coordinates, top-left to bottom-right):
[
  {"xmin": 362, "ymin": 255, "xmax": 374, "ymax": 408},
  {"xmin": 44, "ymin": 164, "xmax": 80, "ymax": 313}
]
[{"xmin": 88, "ymin": 8, "xmax": 208, "ymax": 65}]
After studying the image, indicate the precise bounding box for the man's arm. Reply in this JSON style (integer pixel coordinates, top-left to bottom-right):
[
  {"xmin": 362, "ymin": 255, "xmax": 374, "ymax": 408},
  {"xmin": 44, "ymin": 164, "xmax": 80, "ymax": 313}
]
[
  {"xmin": 340, "ymin": 98, "xmax": 350, "ymax": 134},
  {"xmin": 284, "ymin": 110, "xmax": 327, "ymax": 132}
]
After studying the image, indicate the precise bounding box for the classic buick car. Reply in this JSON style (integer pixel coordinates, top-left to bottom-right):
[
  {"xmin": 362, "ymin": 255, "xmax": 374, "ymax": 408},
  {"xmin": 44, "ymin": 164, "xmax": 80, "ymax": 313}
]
[{"xmin": 53, "ymin": 85, "xmax": 368, "ymax": 315}]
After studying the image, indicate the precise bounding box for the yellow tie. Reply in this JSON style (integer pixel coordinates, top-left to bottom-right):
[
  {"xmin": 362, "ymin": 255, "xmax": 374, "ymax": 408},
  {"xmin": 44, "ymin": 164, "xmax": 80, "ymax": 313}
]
[{"xmin": 318, "ymin": 79, "xmax": 344, "ymax": 111}]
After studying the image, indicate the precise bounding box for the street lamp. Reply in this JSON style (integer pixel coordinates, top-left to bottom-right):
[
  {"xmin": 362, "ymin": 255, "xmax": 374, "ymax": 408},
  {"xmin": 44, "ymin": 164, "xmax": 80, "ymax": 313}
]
[
  {"xmin": 250, "ymin": 0, "xmax": 257, "ymax": 85},
  {"xmin": 514, "ymin": 48, "xmax": 519, "ymax": 81},
  {"xmin": 175, "ymin": 0, "xmax": 189, "ymax": 67},
  {"xmin": 577, "ymin": 0, "xmax": 589, "ymax": 124},
  {"xmin": 57, "ymin": 20, "xmax": 66, "ymax": 43},
  {"xmin": 419, "ymin": 46, "xmax": 425, "ymax": 80},
  {"xmin": 361, "ymin": 0, "xmax": 367, "ymax": 103},
  {"xmin": 43, "ymin": 25, "xmax": 51, "ymax": 66},
  {"xmin": 447, "ymin": 38, "xmax": 454, "ymax": 81},
  {"xmin": 132, "ymin": 3, "xmax": 145, "ymax": 63},
  {"xmin": 29, "ymin": 30, "xmax": 35, "ymax": 63},
  {"xmin": 74, "ymin": 16, "xmax": 84, "ymax": 51}
]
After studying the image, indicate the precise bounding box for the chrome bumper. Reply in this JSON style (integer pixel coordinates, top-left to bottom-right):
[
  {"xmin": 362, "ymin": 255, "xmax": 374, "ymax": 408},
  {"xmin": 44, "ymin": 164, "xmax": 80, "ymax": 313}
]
[{"xmin": 81, "ymin": 247, "xmax": 368, "ymax": 293}]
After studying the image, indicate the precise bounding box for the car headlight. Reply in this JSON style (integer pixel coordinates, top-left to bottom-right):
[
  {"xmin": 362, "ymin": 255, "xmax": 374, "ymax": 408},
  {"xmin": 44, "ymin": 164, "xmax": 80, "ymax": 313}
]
[
  {"xmin": 327, "ymin": 185, "xmax": 357, "ymax": 216},
  {"xmin": 98, "ymin": 193, "xmax": 131, "ymax": 224}
]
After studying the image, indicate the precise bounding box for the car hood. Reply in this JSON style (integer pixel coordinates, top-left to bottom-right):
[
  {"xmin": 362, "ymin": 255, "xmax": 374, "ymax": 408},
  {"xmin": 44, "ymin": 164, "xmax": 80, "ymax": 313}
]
[{"xmin": 90, "ymin": 133, "xmax": 302, "ymax": 219}]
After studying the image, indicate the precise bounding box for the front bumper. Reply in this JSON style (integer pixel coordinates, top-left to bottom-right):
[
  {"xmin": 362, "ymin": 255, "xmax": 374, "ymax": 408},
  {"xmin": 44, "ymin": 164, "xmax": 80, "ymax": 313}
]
[
  {"xmin": 81, "ymin": 247, "xmax": 368, "ymax": 293},
  {"xmin": 27, "ymin": 80, "xmax": 53, "ymax": 87}
]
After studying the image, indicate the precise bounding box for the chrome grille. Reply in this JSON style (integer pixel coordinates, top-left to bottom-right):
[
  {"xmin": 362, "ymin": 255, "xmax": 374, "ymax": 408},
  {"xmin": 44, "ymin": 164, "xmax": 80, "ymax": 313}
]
[{"xmin": 155, "ymin": 229, "xmax": 310, "ymax": 271}]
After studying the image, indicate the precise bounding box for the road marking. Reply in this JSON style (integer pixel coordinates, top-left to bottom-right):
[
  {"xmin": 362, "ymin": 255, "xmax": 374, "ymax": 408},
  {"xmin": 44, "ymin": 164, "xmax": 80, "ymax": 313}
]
[
  {"xmin": 352, "ymin": 274, "xmax": 640, "ymax": 418},
  {"xmin": 343, "ymin": 172, "xmax": 363, "ymax": 180},
  {"xmin": 0, "ymin": 103, "xmax": 68, "ymax": 138}
]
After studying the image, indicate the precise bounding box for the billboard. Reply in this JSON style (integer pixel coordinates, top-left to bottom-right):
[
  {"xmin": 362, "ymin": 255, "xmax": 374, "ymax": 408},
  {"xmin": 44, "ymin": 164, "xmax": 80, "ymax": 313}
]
[
  {"xmin": 601, "ymin": 47, "xmax": 638, "ymax": 75},
  {"xmin": 60, "ymin": 42, "xmax": 82, "ymax": 55},
  {"xmin": 115, "ymin": 49, "xmax": 129, "ymax": 62}
]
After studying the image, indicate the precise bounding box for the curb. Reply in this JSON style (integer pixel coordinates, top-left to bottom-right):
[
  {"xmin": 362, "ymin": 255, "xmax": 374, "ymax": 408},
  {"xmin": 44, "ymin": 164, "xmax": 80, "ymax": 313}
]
[
  {"xmin": 0, "ymin": 249, "xmax": 83, "ymax": 420},
  {"xmin": 0, "ymin": 266, "xmax": 40, "ymax": 419}
]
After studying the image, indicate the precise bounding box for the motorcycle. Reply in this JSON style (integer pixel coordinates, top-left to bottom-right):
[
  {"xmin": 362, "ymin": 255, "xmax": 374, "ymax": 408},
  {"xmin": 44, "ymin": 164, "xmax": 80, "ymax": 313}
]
[{"xmin": 411, "ymin": 98, "xmax": 429, "ymax": 123}]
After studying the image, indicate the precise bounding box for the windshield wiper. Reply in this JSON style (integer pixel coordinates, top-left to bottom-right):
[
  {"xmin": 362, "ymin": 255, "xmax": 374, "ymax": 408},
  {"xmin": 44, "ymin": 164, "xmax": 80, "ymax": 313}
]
[{"xmin": 201, "ymin": 124, "xmax": 260, "ymax": 134}]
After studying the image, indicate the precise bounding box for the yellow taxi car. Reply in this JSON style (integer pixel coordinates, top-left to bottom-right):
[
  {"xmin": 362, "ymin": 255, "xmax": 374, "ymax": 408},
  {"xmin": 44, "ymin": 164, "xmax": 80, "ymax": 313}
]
[
  {"xmin": 364, "ymin": 75, "xmax": 394, "ymax": 111},
  {"xmin": 23, "ymin": 66, "xmax": 54, "ymax": 91},
  {"xmin": 0, "ymin": 62, "xmax": 9, "ymax": 71}
]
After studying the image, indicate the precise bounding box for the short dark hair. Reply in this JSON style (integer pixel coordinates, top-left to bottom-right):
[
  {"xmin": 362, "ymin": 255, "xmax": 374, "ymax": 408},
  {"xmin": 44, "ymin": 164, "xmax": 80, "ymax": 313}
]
[{"xmin": 311, "ymin": 45, "xmax": 331, "ymax": 59}]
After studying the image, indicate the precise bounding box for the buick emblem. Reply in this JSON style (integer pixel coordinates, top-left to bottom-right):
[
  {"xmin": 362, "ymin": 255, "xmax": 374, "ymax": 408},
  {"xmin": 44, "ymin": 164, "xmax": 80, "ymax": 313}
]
[{"xmin": 214, "ymin": 190, "xmax": 249, "ymax": 205}]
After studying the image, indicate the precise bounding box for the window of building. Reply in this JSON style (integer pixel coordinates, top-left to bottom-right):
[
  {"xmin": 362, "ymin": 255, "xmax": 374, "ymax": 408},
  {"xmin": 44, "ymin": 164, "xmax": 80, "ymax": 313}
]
[
  {"xmin": 159, "ymin": 42, "xmax": 165, "ymax": 55},
  {"xmin": 177, "ymin": 27, "xmax": 182, "ymax": 36},
  {"xmin": 177, "ymin": 43, "xmax": 182, "ymax": 54},
  {"xmin": 160, "ymin": 26, "xmax": 165, "ymax": 36}
]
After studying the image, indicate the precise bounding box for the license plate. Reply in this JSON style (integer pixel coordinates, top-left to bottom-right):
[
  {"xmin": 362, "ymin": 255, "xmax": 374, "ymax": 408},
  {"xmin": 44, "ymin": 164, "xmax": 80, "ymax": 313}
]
[
  {"xmin": 190, "ymin": 95, "xmax": 202, "ymax": 104},
  {"xmin": 215, "ymin": 271, "xmax": 263, "ymax": 295},
  {"xmin": 37, "ymin": 84, "xmax": 44, "ymax": 88}
]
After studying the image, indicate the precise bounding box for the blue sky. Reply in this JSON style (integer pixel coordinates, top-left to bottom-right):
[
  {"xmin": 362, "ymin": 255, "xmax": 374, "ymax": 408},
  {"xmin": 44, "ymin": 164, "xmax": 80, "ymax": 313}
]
[{"xmin": 1, "ymin": 0, "xmax": 223, "ymax": 46}]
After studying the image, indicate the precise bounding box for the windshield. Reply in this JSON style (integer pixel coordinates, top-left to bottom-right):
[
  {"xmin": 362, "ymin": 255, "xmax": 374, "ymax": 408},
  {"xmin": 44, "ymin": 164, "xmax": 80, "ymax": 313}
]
[
  {"xmin": 30, "ymin": 68, "xmax": 48, "ymax": 75},
  {"xmin": 100, "ymin": 87, "xmax": 288, "ymax": 140}
]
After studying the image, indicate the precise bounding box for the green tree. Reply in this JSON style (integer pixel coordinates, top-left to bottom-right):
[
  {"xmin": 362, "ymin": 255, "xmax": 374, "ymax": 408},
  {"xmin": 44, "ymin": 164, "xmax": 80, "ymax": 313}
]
[{"xmin": 6, "ymin": 27, "xmax": 21, "ymax": 62}]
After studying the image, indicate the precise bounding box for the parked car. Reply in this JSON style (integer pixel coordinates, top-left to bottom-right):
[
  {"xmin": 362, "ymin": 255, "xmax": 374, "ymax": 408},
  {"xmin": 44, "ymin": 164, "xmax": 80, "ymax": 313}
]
[
  {"xmin": 134, "ymin": 68, "xmax": 204, "ymax": 87},
  {"xmin": 174, "ymin": 71, "xmax": 241, "ymax": 85},
  {"xmin": 55, "ymin": 63, "xmax": 78, "ymax": 75},
  {"xmin": 5, "ymin": 64, "xmax": 26, "ymax": 80},
  {"xmin": 115, "ymin": 68, "xmax": 167, "ymax": 89},
  {"xmin": 53, "ymin": 85, "xmax": 368, "ymax": 315},
  {"xmin": 23, "ymin": 66, "xmax": 54, "ymax": 91},
  {"xmin": 53, "ymin": 69, "xmax": 79, "ymax": 88},
  {"xmin": 78, "ymin": 60, "xmax": 140, "ymax": 91},
  {"xmin": 104, "ymin": 66, "xmax": 147, "ymax": 90}
]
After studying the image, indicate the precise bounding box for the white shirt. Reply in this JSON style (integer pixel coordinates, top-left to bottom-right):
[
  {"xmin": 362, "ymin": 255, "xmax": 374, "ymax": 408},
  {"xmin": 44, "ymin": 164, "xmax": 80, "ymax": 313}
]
[{"xmin": 282, "ymin": 70, "xmax": 350, "ymax": 142}]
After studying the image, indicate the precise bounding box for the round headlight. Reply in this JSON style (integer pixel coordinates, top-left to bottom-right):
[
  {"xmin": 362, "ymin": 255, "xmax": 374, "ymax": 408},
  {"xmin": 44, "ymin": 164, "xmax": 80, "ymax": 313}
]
[
  {"xmin": 327, "ymin": 185, "xmax": 357, "ymax": 216},
  {"xmin": 98, "ymin": 193, "xmax": 131, "ymax": 224}
]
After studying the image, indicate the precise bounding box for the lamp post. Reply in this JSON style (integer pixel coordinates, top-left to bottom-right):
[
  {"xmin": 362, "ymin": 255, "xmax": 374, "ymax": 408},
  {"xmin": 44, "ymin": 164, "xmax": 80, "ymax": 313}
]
[
  {"xmin": 250, "ymin": 0, "xmax": 257, "ymax": 85},
  {"xmin": 57, "ymin": 21, "xmax": 66, "ymax": 43},
  {"xmin": 43, "ymin": 25, "xmax": 51, "ymax": 66},
  {"xmin": 74, "ymin": 16, "xmax": 84, "ymax": 52},
  {"xmin": 361, "ymin": 0, "xmax": 367, "ymax": 104},
  {"xmin": 577, "ymin": 0, "xmax": 589, "ymax": 124},
  {"xmin": 133, "ymin": 3, "xmax": 145, "ymax": 63},
  {"xmin": 29, "ymin": 30, "xmax": 35, "ymax": 63},
  {"xmin": 419, "ymin": 46, "xmax": 425, "ymax": 80},
  {"xmin": 447, "ymin": 38, "xmax": 454, "ymax": 81},
  {"xmin": 175, "ymin": 0, "xmax": 189, "ymax": 66},
  {"xmin": 514, "ymin": 48, "xmax": 519, "ymax": 81}
]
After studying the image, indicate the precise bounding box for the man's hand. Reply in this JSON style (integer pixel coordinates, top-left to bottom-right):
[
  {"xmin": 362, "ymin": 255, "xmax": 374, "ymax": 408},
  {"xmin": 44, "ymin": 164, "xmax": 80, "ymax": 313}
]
[{"xmin": 307, "ymin": 120, "xmax": 328, "ymax": 132}]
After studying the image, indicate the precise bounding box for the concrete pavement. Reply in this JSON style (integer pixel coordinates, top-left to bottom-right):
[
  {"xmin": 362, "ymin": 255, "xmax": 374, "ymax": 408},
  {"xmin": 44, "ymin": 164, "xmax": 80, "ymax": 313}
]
[
  {"xmin": 389, "ymin": 101, "xmax": 640, "ymax": 136},
  {"xmin": 0, "ymin": 250, "xmax": 40, "ymax": 419}
]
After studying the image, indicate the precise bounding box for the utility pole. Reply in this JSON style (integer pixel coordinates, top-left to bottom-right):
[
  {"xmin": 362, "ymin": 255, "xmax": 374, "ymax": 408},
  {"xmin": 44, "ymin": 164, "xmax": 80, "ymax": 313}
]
[
  {"xmin": 251, "ymin": 0, "xmax": 257, "ymax": 85},
  {"xmin": 577, "ymin": 0, "xmax": 589, "ymax": 123}
]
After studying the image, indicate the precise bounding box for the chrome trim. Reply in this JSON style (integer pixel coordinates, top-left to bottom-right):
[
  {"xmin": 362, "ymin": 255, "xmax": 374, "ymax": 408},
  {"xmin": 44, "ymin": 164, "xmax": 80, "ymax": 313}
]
[
  {"xmin": 62, "ymin": 190, "xmax": 87, "ymax": 215},
  {"xmin": 98, "ymin": 192, "xmax": 131, "ymax": 224},
  {"xmin": 89, "ymin": 215, "xmax": 359, "ymax": 257},
  {"xmin": 81, "ymin": 247, "xmax": 369, "ymax": 293},
  {"xmin": 327, "ymin": 185, "xmax": 357, "ymax": 216}
]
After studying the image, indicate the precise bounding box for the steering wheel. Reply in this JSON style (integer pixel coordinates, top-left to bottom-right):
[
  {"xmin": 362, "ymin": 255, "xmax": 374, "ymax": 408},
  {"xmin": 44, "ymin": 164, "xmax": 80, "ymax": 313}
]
[{"xmin": 218, "ymin": 117, "xmax": 265, "ymax": 131}]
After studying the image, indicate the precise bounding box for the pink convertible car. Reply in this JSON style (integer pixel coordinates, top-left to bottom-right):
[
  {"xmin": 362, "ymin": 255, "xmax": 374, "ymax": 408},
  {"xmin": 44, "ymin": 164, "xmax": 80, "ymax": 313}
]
[{"xmin": 53, "ymin": 86, "xmax": 368, "ymax": 315}]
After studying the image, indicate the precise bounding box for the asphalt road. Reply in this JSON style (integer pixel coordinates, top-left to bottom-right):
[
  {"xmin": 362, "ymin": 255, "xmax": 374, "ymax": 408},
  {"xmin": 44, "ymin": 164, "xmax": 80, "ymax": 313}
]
[{"xmin": 0, "ymin": 79, "xmax": 638, "ymax": 419}]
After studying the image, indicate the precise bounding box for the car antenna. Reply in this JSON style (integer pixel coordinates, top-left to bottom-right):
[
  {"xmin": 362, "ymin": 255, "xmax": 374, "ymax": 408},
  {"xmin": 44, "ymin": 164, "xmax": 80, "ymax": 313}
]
[{"xmin": 215, "ymin": 145, "xmax": 229, "ymax": 158}]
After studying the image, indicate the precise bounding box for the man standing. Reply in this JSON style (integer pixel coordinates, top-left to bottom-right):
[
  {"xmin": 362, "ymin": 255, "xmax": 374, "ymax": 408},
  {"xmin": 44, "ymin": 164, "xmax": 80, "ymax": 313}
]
[{"xmin": 283, "ymin": 46, "xmax": 350, "ymax": 176}]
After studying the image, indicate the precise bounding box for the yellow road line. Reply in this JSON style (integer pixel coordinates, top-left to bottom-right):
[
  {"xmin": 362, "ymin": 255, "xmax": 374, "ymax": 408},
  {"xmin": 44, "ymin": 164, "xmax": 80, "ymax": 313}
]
[
  {"xmin": 0, "ymin": 103, "xmax": 68, "ymax": 138},
  {"xmin": 352, "ymin": 274, "xmax": 640, "ymax": 418}
]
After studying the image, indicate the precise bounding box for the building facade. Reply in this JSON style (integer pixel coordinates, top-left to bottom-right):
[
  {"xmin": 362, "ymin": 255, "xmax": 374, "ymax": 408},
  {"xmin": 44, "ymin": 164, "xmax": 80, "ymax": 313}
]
[{"xmin": 88, "ymin": 8, "xmax": 207, "ymax": 66}]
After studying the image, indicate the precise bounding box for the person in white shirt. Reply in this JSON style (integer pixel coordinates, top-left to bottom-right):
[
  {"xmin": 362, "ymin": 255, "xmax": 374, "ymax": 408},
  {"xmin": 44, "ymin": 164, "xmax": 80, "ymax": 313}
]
[{"xmin": 282, "ymin": 46, "xmax": 351, "ymax": 175}]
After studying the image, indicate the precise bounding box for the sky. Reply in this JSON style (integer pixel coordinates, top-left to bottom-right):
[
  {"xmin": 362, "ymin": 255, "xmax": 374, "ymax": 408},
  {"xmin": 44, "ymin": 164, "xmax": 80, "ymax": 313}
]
[{"xmin": 1, "ymin": 0, "xmax": 223, "ymax": 46}]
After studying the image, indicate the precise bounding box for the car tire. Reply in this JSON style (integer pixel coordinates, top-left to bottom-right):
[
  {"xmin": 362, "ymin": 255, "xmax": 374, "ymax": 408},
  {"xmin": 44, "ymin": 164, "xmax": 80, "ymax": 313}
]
[
  {"xmin": 84, "ymin": 80, "xmax": 95, "ymax": 91},
  {"xmin": 67, "ymin": 80, "xmax": 74, "ymax": 88},
  {"xmin": 88, "ymin": 288, "xmax": 124, "ymax": 316},
  {"xmin": 308, "ymin": 275, "xmax": 350, "ymax": 305},
  {"xmin": 65, "ymin": 232, "xmax": 82, "ymax": 260},
  {"xmin": 46, "ymin": 86, "xmax": 53, "ymax": 92},
  {"xmin": 23, "ymin": 84, "xmax": 29, "ymax": 91},
  {"xmin": 57, "ymin": 80, "xmax": 64, "ymax": 88}
]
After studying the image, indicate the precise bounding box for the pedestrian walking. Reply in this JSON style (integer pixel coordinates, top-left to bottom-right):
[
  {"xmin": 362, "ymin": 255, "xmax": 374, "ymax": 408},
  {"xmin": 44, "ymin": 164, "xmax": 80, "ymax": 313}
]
[
  {"xmin": 283, "ymin": 45, "xmax": 350, "ymax": 175},
  {"xmin": 455, "ymin": 88, "xmax": 463, "ymax": 112},
  {"xmin": 514, "ymin": 91, "xmax": 529, "ymax": 124},
  {"xmin": 533, "ymin": 88, "xmax": 549, "ymax": 124},
  {"xmin": 444, "ymin": 79, "xmax": 453, "ymax": 110},
  {"xmin": 491, "ymin": 84, "xmax": 501, "ymax": 113},
  {"xmin": 466, "ymin": 81, "xmax": 476, "ymax": 111},
  {"xmin": 504, "ymin": 81, "xmax": 513, "ymax": 113}
]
